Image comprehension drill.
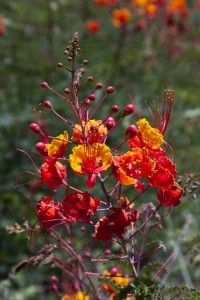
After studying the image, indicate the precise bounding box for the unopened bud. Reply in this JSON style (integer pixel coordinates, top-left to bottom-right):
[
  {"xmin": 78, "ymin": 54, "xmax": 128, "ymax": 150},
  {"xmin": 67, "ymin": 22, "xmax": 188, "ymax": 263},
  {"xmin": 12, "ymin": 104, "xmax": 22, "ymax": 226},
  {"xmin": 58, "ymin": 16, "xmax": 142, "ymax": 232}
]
[
  {"xmin": 123, "ymin": 104, "xmax": 134, "ymax": 117},
  {"xmin": 51, "ymin": 276, "xmax": 58, "ymax": 283},
  {"xmin": 85, "ymin": 252, "xmax": 91, "ymax": 258},
  {"xmin": 106, "ymin": 86, "xmax": 114, "ymax": 94},
  {"xmin": 111, "ymin": 105, "xmax": 119, "ymax": 113},
  {"xmin": 88, "ymin": 93, "xmax": 96, "ymax": 101},
  {"xmin": 64, "ymin": 88, "xmax": 70, "ymax": 94},
  {"xmin": 86, "ymin": 173, "xmax": 96, "ymax": 189},
  {"xmin": 57, "ymin": 62, "xmax": 63, "ymax": 67},
  {"xmin": 85, "ymin": 99, "xmax": 91, "ymax": 105},
  {"xmin": 50, "ymin": 284, "xmax": 58, "ymax": 293},
  {"xmin": 111, "ymin": 267, "xmax": 118, "ymax": 276},
  {"xmin": 104, "ymin": 249, "xmax": 111, "ymax": 255},
  {"xmin": 90, "ymin": 124, "xmax": 98, "ymax": 132},
  {"xmin": 44, "ymin": 100, "xmax": 53, "ymax": 109},
  {"xmin": 83, "ymin": 59, "xmax": 88, "ymax": 64},
  {"xmin": 29, "ymin": 123, "xmax": 41, "ymax": 134},
  {"xmin": 40, "ymin": 82, "xmax": 48, "ymax": 88},
  {"xmin": 87, "ymin": 76, "xmax": 94, "ymax": 82},
  {"xmin": 67, "ymin": 56, "xmax": 72, "ymax": 62},
  {"xmin": 80, "ymin": 226, "xmax": 85, "ymax": 231},
  {"xmin": 80, "ymin": 68, "xmax": 85, "ymax": 73},
  {"xmin": 126, "ymin": 124, "xmax": 138, "ymax": 139},
  {"xmin": 35, "ymin": 142, "xmax": 48, "ymax": 156},
  {"xmin": 96, "ymin": 82, "xmax": 103, "ymax": 89},
  {"xmin": 106, "ymin": 116, "xmax": 115, "ymax": 130}
]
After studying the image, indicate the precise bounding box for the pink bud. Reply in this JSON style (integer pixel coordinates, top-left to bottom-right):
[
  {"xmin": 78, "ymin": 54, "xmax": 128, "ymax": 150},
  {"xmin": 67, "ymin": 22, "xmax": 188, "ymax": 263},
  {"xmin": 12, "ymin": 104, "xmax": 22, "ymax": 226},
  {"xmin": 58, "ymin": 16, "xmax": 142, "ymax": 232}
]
[
  {"xmin": 51, "ymin": 276, "xmax": 58, "ymax": 283},
  {"xmin": 85, "ymin": 252, "xmax": 91, "ymax": 258},
  {"xmin": 40, "ymin": 82, "xmax": 48, "ymax": 88},
  {"xmin": 106, "ymin": 86, "xmax": 114, "ymax": 94},
  {"xmin": 87, "ymin": 76, "xmax": 94, "ymax": 82},
  {"xmin": 111, "ymin": 105, "xmax": 119, "ymax": 113},
  {"xmin": 68, "ymin": 56, "xmax": 72, "ymax": 62},
  {"xmin": 123, "ymin": 104, "xmax": 134, "ymax": 117},
  {"xmin": 96, "ymin": 82, "xmax": 103, "ymax": 89},
  {"xmin": 83, "ymin": 59, "xmax": 88, "ymax": 65},
  {"xmin": 111, "ymin": 267, "xmax": 118, "ymax": 276},
  {"xmin": 106, "ymin": 116, "xmax": 115, "ymax": 130},
  {"xmin": 88, "ymin": 93, "xmax": 96, "ymax": 101},
  {"xmin": 44, "ymin": 100, "xmax": 53, "ymax": 109},
  {"xmin": 104, "ymin": 249, "xmax": 111, "ymax": 255},
  {"xmin": 126, "ymin": 124, "xmax": 138, "ymax": 139},
  {"xmin": 50, "ymin": 284, "xmax": 58, "ymax": 293},
  {"xmin": 64, "ymin": 88, "xmax": 70, "ymax": 94},
  {"xmin": 35, "ymin": 142, "xmax": 48, "ymax": 156},
  {"xmin": 80, "ymin": 226, "xmax": 85, "ymax": 231},
  {"xmin": 29, "ymin": 123, "xmax": 41, "ymax": 134},
  {"xmin": 85, "ymin": 99, "xmax": 91, "ymax": 105},
  {"xmin": 80, "ymin": 68, "xmax": 85, "ymax": 73}
]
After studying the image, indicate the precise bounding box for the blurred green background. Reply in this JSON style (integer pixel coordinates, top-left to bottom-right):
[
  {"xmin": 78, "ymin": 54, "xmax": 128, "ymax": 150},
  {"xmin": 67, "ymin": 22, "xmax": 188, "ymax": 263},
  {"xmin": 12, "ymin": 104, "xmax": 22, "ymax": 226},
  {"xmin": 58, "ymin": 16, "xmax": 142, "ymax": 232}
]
[{"xmin": 0, "ymin": 0, "xmax": 200, "ymax": 299}]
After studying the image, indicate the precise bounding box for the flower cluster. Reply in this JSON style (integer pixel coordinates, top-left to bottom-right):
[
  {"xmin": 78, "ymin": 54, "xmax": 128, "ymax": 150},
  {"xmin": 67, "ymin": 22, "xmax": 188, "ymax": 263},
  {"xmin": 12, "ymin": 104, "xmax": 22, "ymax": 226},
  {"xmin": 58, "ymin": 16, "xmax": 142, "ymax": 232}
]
[{"xmin": 21, "ymin": 34, "xmax": 184, "ymax": 298}]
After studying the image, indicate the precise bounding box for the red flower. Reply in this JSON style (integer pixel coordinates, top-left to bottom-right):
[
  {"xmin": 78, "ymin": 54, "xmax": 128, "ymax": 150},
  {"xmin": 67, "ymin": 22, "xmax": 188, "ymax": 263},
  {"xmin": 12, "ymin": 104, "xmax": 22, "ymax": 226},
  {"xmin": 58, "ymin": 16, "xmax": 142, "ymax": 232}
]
[
  {"xmin": 36, "ymin": 196, "xmax": 64, "ymax": 228},
  {"xmin": 95, "ymin": 208, "xmax": 140, "ymax": 241},
  {"xmin": 149, "ymin": 157, "xmax": 176, "ymax": 190},
  {"xmin": 62, "ymin": 192, "xmax": 100, "ymax": 223},
  {"xmin": 86, "ymin": 20, "xmax": 100, "ymax": 33},
  {"xmin": 157, "ymin": 184, "xmax": 183, "ymax": 207},
  {"xmin": 40, "ymin": 158, "xmax": 66, "ymax": 190}
]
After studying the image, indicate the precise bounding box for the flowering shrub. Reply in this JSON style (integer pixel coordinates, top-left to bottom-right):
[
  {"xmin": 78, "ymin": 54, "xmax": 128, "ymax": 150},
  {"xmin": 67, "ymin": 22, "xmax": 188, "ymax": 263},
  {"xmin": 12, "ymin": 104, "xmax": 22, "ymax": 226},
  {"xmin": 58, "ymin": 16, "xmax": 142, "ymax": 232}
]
[{"xmin": 16, "ymin": 33, "xmax": 200, "ymax": 299}]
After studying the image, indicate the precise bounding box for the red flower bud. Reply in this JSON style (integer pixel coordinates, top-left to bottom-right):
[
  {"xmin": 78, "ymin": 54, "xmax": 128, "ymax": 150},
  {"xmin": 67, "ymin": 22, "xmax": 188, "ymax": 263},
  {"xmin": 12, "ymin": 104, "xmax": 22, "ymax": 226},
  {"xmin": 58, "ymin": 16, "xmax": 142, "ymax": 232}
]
[
  {"xmin": 51, "ymin": 276, "xmax": 58, "ymax": 283},
  {"xmin": 64, "ymin": 88, "xmax": 70, "ymax": 94},
  {"xmin": 35, "ymin": 142, "xmax": 48, "ymax": 156},
  {"xmin": 106, "ymin": 116, "xmax": 115, "ymax": 130},
  {"xmin": 40, "ymin": 82, "xmax": 48, "ymax": 88},
  {"xmin": 87, "ymin": 76, "xmax": 94, "ymax": 82},
  {"xmin": 50, "ymin": 284, "xmax": 58, "ymax": 293},
  {"xmin": 123, "ymin": 104, "xmax": 134, "ymax": 117},
  {"xmin": 126, "ymin": 124, "xmax": 138, "ymax": 139},
  {"xmin": 111, "ymin": 267, "xmax": 118, "ymax": 276},
  {"xmin": 29, "ymin": 123, "xmax": 41, "ymax": 134},
  {"xmin": 88, "ymin": 93, "xmax": 96, "ymax": 101},
  {"xmin": 44, "ymin": 100, "xmax": 53, "ymax": 109},
  {"xmin": 83, "ymin": 59, "xmax": 88, "ymax": 65},
  {"xmin": 106, "ymin": 86, "xmax": 114, "ymax": 94},
  {"xmin": 96, "ymin": 82, "xmax": 103, "ymax": 89},
  {"xmin": 86, "ymin": 173, "xmax": 97, "ymax": 189},
  {"xmin": 111, "ymin": 105, "xmax": 119, "ymax": 113},
  {"xmin": 85, "ymin": 99, "xmax": 91, "ymax": 105},
  {"xmin": 68, "ymin": 56, "xmax": 72, "ymax": 62},
  {"xmin": 90, "ymin": 124, "xmax": 98, "ymax": 132}
]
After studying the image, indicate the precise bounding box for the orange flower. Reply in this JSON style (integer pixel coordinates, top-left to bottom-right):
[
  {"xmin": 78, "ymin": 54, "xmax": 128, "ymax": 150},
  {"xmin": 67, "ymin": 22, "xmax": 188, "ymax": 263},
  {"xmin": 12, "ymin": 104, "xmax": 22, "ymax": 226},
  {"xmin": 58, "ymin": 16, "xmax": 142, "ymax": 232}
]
[
  {"xmin": 62, "ymin": 192, "xmax": 100, "ymax": 223},
  {"xmin": 112, "ymin": 8, "xmax": 132, "ymax": 27},
  {"xmin": 71, "ymin": 120, "xmax": 107, "ymax": 144},
  {"xmin": 40, "ymin": 159, "xmax": 66, "ymax": 189},
  {"xmin": 46, "ymin": 131, "xmax": 68, "ymax": 158},
  {"xmin": 86, "ymin": 20, "xmax": 100, "ymax": 33},
  {"xmin": 69, "ymin": 143, "xmax": 112, "ymax": 188},
  {"xmin": 36, "ymin": 196, "xmax": 64, "ymax": 228},
  {"xmin": 113, "ymin": 148, "xmax": 155, "ymax": 186},
  {"xmin": 61, "ymin": 291, "xmax": 90, "ymax": 300},
  {"xmin": 102, "ymin": 270, "xmax": 130, "ymax": 294},
  {"xmin": 167, "ymin": 0, "xmax": 188, "ymax": 15}
]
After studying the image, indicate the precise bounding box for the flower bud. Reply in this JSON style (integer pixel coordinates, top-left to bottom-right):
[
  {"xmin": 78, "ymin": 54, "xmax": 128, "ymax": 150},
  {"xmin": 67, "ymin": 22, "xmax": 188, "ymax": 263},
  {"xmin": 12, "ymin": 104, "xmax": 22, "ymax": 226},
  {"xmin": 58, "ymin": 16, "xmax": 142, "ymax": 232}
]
[
  {"xmin": 111, "ymin": 267, "xmax": 118, "ymax": 276},
  {"xmin": 104, "ymin": 249, "xmax": 111, "ymax": 255},
  {"xmin": 35, "ymin": 142, "xmax": 48, "ymax": 156},
  {"xmin": 29, "ymin": 123, "xmax": 41, "ymax": 134},
  {"xmin": 64, "ymin": 88, "xmax": 70, "ymax": 94},
  {"xmin": 80, "ymin": 68, "xmax": 85, "ymax": 73},
  {"xmin": 50, "ymin": 284, "xmax": 58, "ymax": 293},
  {"xmin": 123, "ymin": 104, "xmax": 134, "ymax": 117},
  {"xmin": 106, "ymin": 116, "xmax": 115, "ymax": 130},
  {"xmin": 106, "ymin": 86, "xmax": 114, "ymax": 94},
  {"xmin": 87, "ymin": 76, "xmax": 94, "ymax": 82},
  {"xmin": 57, "ymin": 62, "xmax": 63, "ymax": 67},
  {"xmin": 51, "ymin": 276, "xmax": 58, "ymax": 283},
  {"xmin": 90, "ymin": 124, "xmax": 98, "ymax": 132},
  {"xmin": 85, "ymin": 252, "xmax": 91, "ymax": 258},
  {"xmin": 83, "ymin": 59, "xmax": 88, "ymax": 64},
  {"xmin": 86, "ymin": 173, "xmax": 96, "ymax": 189},
  {"xmin": 85, "ymin": 99, "xmax": 91, "ymax": 105},
  {"xmin": 44, "ymin": 100, "xmax": 53, "ymax": 109},
  {"xmin": 96, "ymin": 82, "xmax": 103, "ymax": 89},
  {"xmin": 111, "ymin": 105, "xmax": 119, "ymax": 113},
  {"xmin": 126, "ymin": 124, "xmax": 138, "ymax": 139},
  {"xmin": 40, "ymin": 82, "xmax": 48, "ymax": 88},
  {"xmin": 88, "ymin": 93, "xmax": 96, "ymax": 101},
  {"xmin": 67, "ymin": 56, "xmax": 72, "ymax": 62}
]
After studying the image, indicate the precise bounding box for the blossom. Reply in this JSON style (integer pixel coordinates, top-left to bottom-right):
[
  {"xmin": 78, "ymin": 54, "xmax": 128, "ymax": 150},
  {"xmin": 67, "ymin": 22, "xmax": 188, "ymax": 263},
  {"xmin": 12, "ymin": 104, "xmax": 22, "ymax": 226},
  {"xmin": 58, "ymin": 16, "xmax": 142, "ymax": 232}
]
[
  {"xmin": 86, "ymin": 20, "xmax": 100, "ymax": 33},
  {"xmin": 40, "ymin": 158, "xmax": 66, "ymax": 189},
  {"xmin": 137, "ymin": 118, "xmax": 164, "ymax": 150},
  {"xmin": 149, "ymin": 157, "xmax": 177, "ymax": 190},
  {"xmin": 61, "ymin": 291, "xmax": 90, "ymax": 300},
  {"xmin": 157, "ymin": 184, "xmax": 183, "ymax": 207},
  {"xmin": 166, "ymin": 0, "xmax": 188, "ymax": 16},
  {"xmin": 35, "ymin": 196, "xmax": 64, "ymax": 228},
  {"xmin": 62, "ymin": 192, "xmax": 100, "ymax": 223},
  {"xmin": 95, "ymin": 207, "xmax": 140, "ymax": 241},
  {"xmin": 102, "ymin": 270, "xmax": 129, "ymax": 294},
  {"xmin": 113, "ymin": 148, "xmax": 155, "ymax": 187},
  {"xmin": 46, "ymin": 131, "xmax": 68, "ymax": 158},
  {"xmin": 71, "ymin": 120, "xmax": 107, "ymax": 144},
  {"xmin": 112, "ymin": 8, "xmax": 132, "ymax": 28},
  {"xmin": 69, "ymin": 143, "xmax": 112, "ymax": 188}
]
